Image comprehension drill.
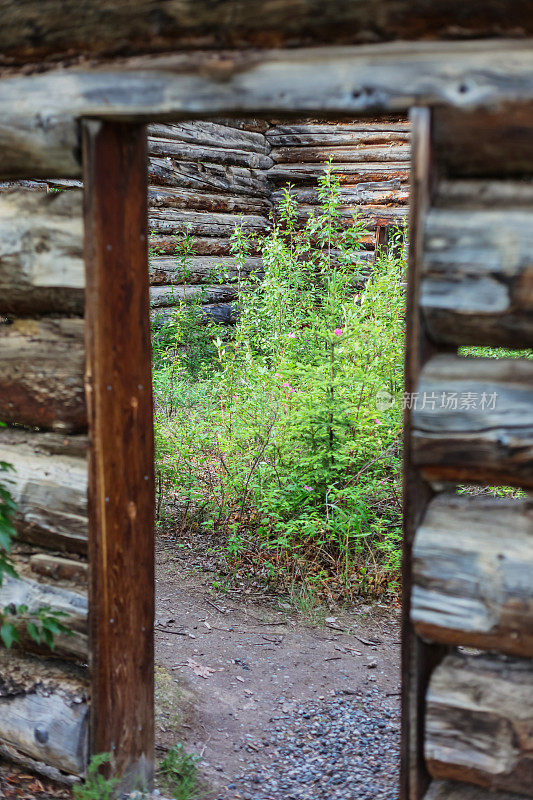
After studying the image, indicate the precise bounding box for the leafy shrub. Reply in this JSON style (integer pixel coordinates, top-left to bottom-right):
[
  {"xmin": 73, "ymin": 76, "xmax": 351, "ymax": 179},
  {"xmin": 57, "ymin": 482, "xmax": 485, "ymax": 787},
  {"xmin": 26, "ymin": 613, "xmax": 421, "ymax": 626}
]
[
  {"xmin": 158, "ymin": 743, "xmax": 201, "ymax": 800},
  {"xmin": 152, "ymin": 165, "xmax": 406, "ymax": 599},
  {"xmin": 73, "ymin": 753, "xmax": 120, "ymax": 800}
]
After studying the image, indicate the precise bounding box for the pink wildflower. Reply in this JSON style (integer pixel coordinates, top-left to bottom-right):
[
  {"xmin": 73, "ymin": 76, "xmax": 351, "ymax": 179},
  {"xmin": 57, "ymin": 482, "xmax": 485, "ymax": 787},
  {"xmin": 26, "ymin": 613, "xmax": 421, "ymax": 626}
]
[
  {"xmin": 374, "ymin": 418, "xmax": 382, "ymax": 425},
  {"xmin": 274, "ymin": 373, "xmax": 282, "ymax": 379},
  {"xmin": 334, "ymin": 328, "xmax": 343, "ymax": 337},
  {"xmin": 304, "ymin": 485, "xmax": 313, "ymax": 492},
  {"xmin": 282, "ymin": 382, "xmax": 290, "ymax": 388},
  {"xmin": 288, "ymin": 386, "xmax": 295, "ymax": 393},
  {"xmin": 288, "ymin": 331, "xmax": 296, "ymax": 339}
]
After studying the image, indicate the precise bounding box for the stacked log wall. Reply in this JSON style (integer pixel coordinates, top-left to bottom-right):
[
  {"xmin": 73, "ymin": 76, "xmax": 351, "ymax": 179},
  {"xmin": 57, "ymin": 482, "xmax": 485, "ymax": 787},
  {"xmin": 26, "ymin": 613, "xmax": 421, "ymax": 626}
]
[
  {"xmin": 0, "ymin": 186, "xmax": 90, "ymax": 781},
  {"xmin": 405, "ymin": 104, "xmax": 533, "ymax": 800},
  {"xmin": 267, "ymin": 116, "xmax": 410, "ymax": 271},
  {"xmin": 0, "ymin": 116, "xmax": 410, "ymax": 780}
]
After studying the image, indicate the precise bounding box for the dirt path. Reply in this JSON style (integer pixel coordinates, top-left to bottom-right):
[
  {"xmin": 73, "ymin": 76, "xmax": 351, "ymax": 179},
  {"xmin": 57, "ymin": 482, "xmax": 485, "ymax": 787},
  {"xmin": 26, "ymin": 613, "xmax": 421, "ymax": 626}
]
[{"xmin": 155, "ymin": 542, "xmax": 402, "ymax": 799}]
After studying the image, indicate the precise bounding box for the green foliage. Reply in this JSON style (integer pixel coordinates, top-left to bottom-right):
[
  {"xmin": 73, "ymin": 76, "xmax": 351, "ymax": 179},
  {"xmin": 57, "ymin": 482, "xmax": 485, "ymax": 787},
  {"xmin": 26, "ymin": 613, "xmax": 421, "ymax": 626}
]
[
  {"xmin": 73, "ymin": 753, "xmax": 120, "ymax": 800},
  {"xmin": 158, "ymin": 743, "xmax": 201, "ymax": 800},
  {"xmin": 0, "ymin": 449, "xmax": 71, "ymax": 649},
  {"xmin": 152, "ymin": 164, "xmax": 406, "ymax": 598}
]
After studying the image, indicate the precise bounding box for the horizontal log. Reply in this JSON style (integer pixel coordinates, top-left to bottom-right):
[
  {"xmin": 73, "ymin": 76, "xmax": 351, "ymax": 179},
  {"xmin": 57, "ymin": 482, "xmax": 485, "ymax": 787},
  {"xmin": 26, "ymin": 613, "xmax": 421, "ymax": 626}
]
[
  {"xmin": 148, "ymin": 121, "xmax": 269, "ymax": 154},
  {"xmin": 272, "ymin": 144, "xmax": 411, "ymax": 164},
  {"xmin": 148, "ymin": 185, "xmax": 270, "ymax": 215},
  {"xmin": 0, "ymin": 573, "xmax": 87, "ymax": 660},
  {"xmin": 268, "ymin": 129, "xmax": 410, "ymax": 148},
  {"xmin": 433, "ymin": 103, "xmax": 533, "ymax": 177},
  {"xmin": 149, "ymin": 234, "xmax": 261, "ymax": 257},
  {"xmin": 1, "ymin": 2, "xmax": 531, "ymax": 65},
  {"xmin": 150, "ymin": 255, "xmax": 263, "ymax": 285},
  {"xmin": 421, "ymin": 208, "xmax": 533, "ymax": 347},
  {"xmin": 435, "ymin": 179, "xmax": 533, "ymax": 209},
  {"xmin": 426, "ymin": 652, "xmax": 533, "ymax": 795},
  {"xmin": 270, "ymin": 180, "xmax": 409, "ymax": 206},
  {"xmin": 30, "ymin": 553, "xmax": 88, "ymax": 584},
  {"xmin": 412, "ymin": 355, "xmax": 533, "ymax": 488},
  {"xmin": 2, "ymin": 42, "xmax": 533, "ymax": 177},
  {"xmin": 151, "ymin": 302, "xmax": 237, "ymax": 327},
  {"xmin": 412, "ymin": 493, "xmax": 533, "ymax": 656},
  {"xmin": 150, "ymin": 284, "xmax": 238, "ymax": 307},
  {"xmin": 0, "ymin": 189, "xmax": 84, "ymax": 315},
  {"xmin": 267, "ymin": 121, "xmax": 411, "ymax": 138},
  {"xmin": 280, "ymin": 204, "xmax": 408, "ymax": 229},
  {"xmin": 149, "ymin": 157, "xmax": 269, "ymax": 197},
  {"xmin": 424, "ymin": 781, "xmax": 531, "ymax": 800},
  {"xmin": 0, "ymin": 429, "xmax": 88, "ymax": 554},
  {"xmin": 0, "ymin": 650, "xmax": 88, "ymax": 776},
  {"xmin": 0, "ymin": 741, "xmax": 81, "ymax": 787},
  {"xmin": 148, "ymin": 137, "xmax": 273, "ymax": 170},
  {"xmin": 268, "ymin": 162, "xmax": 410, "ymax": 186},
  {"xmin": 148, "ymin": 209, "xmax": 269, "ymax": 237},
  {"xmin": 0, "ymin": 318, "xmax": 86, "ymax": 432}
]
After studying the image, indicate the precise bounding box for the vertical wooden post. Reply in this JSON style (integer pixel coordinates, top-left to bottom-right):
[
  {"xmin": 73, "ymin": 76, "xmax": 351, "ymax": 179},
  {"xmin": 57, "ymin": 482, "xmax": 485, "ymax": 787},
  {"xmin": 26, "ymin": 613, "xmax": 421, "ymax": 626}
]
[
  {"xmin": 82, "ymin": 121, "xmax": 154, "ymax": 789},
  {"xmin": 400, "ymin": 108, "xmax": 447, "ymax": 800},
  {"xmin": 375, "ymin": 223, "xmax": 390, "ymax": 258}
]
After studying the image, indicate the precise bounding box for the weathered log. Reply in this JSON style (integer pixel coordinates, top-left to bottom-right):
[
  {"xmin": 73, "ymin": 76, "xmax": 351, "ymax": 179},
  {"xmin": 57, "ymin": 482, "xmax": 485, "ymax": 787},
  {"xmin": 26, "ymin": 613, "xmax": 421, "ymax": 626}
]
[
  {"xmin": 0, "ymin": 317, "xmax": 86, "ymax": 432},
  {"xmin": 0, "ymin": 742, "xmax": 81, "ymax": 786},
  {"xmin": 412, "ymin": 493, "xmax": 533, "ymax": 657},
  {"xmin": 433, "ymin": 103, "xmax": 533, "ymax": 177},
  {"xmin": 149, "ymin": 234, "xmax": 261, "ymax": 257},
  {"xmin": 151, "ymin": 303, "xmax": 237, "ymax": 327},
  {"xmin": 267, "ymin": 120, "xmax": 411, "ymax": 141},
  {"xmin": 0, "ymin": 189, "xmax": 84, "ymax": 315},
  {"xmin": 0, "ymin": 650, "xmax": 88, "ymax": 776},
  {"xmin": 425, "ymin": 780, "xmax": 532, "ymax": 800},
  {"xmin": 426, "ymin": 652, "xmax": 533, "ymax": 795},
  {"xmin": 268, "ymin": 129, "xmax": 410, "ymax": 148},
  {"xmin": 148, "ymin": 121, "xmax": 269, "ymax": 154},
  {"xmin": 421, "ymin": 208, "xmax": 533, "ymax": 347},
  {"xmin": 412, "ymin": 355, "xmax": 533, "ymax": 488},
  {"xmin": 148, "ymin": 137, "xmax": 273, "ymax": 170},
  {"xmin": 148, "ymin": 157, "xmax": 269, "ymax": 197},
  {"xmin": 149, "ymin": 255, "xmax": 263, "ymax": 285},
  {"xmin": 279, "ymin": 204, "xmax": 408, "ymax": 230},
  {"xmin": 0, "ymin": 429, "xmax": 88, "ymax": 555},
  {"xmin": 29, "ymin": 554, "xmax": 88, "ymax": 585},
  {"xmin": 272, "ymin": 144, "xmax": 411, "ymax": 164},
  {"xmin": 435, "ymin": 179, "xmax": 533, "ymax": 209},
  {"xmin": 268, "ymin": 162, "xmax": 410, "ymax": 186},
  {"xmin": 0, "ymin": 1, "xmax": 530, "ymax": 66},
  {"xmin": 0, "ymin": 574, "xmax": 87, "ymax": 660},
  {"xmin": 270, "ymin": 181, "xmax": 409, "ymax": 206},
  {"xmin": 148, "ymin": 185, "xmax": 270, "ymax": 215},
  {"xmin": 1, "ymin": 43, "xmax": 532, "ymax": 177},
  {"xmin": 148, "ymin": 209, "xmax": 269, "ymax": 237},
  {"xmin": 150, "ymin": 284, "xmax": 238, "ymax": 307}
]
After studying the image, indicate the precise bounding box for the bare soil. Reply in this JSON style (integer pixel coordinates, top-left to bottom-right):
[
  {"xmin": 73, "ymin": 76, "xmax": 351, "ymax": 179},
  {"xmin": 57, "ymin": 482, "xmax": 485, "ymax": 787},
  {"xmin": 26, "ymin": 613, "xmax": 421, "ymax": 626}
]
[{"xmin": 154, "ymin": 536, "xmax": 401, "ymax": 798}]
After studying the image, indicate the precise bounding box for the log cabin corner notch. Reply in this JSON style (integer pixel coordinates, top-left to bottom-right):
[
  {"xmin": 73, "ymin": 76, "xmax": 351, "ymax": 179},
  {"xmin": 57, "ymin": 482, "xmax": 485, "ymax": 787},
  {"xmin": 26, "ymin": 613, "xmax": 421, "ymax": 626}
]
[{"xmin": 0, "ymin": 6, "xmax": 531, "ymax": 797}]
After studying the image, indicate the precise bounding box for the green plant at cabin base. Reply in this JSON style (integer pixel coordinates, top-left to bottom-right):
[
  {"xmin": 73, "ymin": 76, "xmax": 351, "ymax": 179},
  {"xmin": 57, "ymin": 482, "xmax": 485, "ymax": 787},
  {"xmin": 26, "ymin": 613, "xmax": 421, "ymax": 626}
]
[
  {"xmin": 0, "ymin": 454, "xmax": 71, "ymax": 649},
  {"xmin": 151, "ymin": 163, "xmax": 406, "ymax": 599},
  {"xmin": 73, "ymin": 753, "xmax": 121, "ymax": 800},
  {"xmin": 158, "ymin": 743, "xmax": 201, "ymax": 800}
]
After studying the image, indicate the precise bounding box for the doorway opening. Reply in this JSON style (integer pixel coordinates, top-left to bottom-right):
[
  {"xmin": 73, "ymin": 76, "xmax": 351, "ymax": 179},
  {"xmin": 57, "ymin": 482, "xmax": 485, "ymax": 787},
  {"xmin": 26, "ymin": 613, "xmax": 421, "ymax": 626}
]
[{"xmin": 149, "ymin": 115, "xmax": 410, "ymax": 799}]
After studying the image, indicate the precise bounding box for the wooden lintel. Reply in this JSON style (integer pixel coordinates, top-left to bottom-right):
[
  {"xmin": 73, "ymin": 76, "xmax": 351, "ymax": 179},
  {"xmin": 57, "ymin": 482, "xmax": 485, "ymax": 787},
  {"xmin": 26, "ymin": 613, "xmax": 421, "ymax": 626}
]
[{"xmin": 1, "ymin": 40, "xmax": 533, "ymax": 177}]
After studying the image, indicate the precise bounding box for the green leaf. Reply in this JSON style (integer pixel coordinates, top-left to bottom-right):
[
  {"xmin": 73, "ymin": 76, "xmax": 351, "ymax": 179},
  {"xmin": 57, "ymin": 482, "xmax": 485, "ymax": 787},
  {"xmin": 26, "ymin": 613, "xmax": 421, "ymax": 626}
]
[{"xmin": 1, "ymin": 622, "xmax": 18, "ymax": 648}]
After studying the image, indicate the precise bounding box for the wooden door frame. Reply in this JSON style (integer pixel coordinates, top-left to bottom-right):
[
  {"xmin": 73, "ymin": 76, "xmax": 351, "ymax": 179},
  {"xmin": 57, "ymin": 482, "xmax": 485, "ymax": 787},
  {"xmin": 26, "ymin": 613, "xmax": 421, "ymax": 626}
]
[{"xmin": 80, "ymin": 107, "xmax": 428, "ymax": 796}]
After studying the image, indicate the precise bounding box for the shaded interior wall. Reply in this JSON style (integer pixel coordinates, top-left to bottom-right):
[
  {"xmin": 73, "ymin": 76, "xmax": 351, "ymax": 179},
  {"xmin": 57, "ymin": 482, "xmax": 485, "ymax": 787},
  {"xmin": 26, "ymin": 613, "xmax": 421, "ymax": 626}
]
[
  {"xmin": 0, "ymin": 115, "xmax": 409, "ymax": 781},
  {"xmin": 148, "ymin": 116, "xmax": 410, "ymax": 324}
]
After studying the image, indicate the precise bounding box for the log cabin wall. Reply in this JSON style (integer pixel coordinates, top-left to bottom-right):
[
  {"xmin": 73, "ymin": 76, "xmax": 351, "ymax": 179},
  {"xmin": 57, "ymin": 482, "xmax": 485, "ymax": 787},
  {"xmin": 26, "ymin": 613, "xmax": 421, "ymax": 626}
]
[
  {"xmin": 0, "ymin": 185, "xmax": 90, "ymax": 781},
  {"xmin": 267, "ymin": 116, "xmax": 410, "ymax": 262},
  {"xmin": 405, "ymin": 103, "xmax": 533, "ymax": 800},
  {"xmin": 0, "ymin": 114, "xmax": 409, "ymax": 782}
]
